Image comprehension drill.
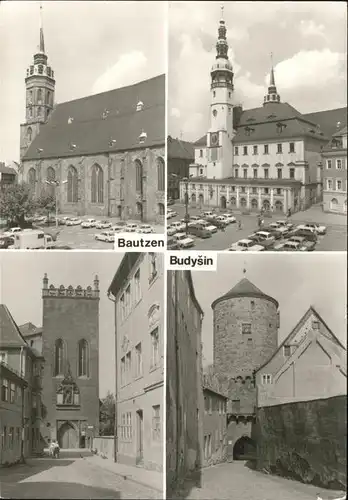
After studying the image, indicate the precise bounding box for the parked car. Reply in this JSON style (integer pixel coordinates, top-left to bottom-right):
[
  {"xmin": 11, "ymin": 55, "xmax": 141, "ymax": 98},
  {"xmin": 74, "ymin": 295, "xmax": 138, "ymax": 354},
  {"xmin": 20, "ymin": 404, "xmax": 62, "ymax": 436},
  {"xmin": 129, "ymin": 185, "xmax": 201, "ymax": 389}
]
[
  {"xmin": 202, "ymin": 211, "xmax": 215, "ymax": 218},
  {"xmin": 58, "ymin": 217, "xmax": 71, "ymax": 225},
  {"xmin": 190, "ymin": 215, "xmax": 202, "ymax": 222},
  {"xmin": 222, "ymin": 213, "xmax": 237, "ymax": 223},
  {"xmin": 171, "ymin": 221, "xmax": 186, "ymax": 232},
  {"xmin": 287, "ymin": 228, "xmax": 318, "ymax": 242},
  {"xmin": 274, "ymin": 241, "xmax": 303, "ymax": 252},
  {"xmin": 81, "ymin": 219, "xmax": 97, "ymax": 228},
  {"xmin": 228, "ymin": 239, "xmax": 265, "ymax": 251},
  {"xmin": 0, "ymin": 236, "xmax": 14, "ymax": 249},
  {"xmin": 3, "ymin": 227, "xmax": 22, "ymax": 237},
  {"xmin": 297, "ymin": 223, "xmax": 326, "ymax": 235},
  {"xmin": 269, "ymin": 222, "xmax": 290, "ymax": 236},
  {"xmin": 275, "ymin": 220, "xmax": 294, "ymax": 230},
  {"xmin": 197, "ymin": 221, "xmax": 218, "ymax": 234},
  {"xmin": 287, "ymin": 236, "xmax": 316, "ymax": 251},
  {"xmin": 213, "ymin": 215, "xmax": 229, "ymax": 226},
  {"xmin": 166, "ymin": 210, "xmax": 177, "ymax": 219},
  {"xmin": 110, "ymin": 222, "xmax": 127, "ymax": 232},
  {"xmin": 262, "ymin": 226, "xmax": 283, "ymax": 240},
  {"xmin": 187, "ymin": 224, "xmax": 212, "ymax": 239},
  {"xmin": 95, "ymin": 231, "xmax": 115, "ymax": 243},
  {"xmin": 167, "ymin": 237, "xmax": 180, "ymax": 250},
  {"xmin": 167, "ymin": 224, "xmax": 177, "ymax": 237},
  {"xmin": 173, "ymin": 232, "xmax": 195, "ymax": 248},
  {"xmin": 137, "ymin": 224, "xmax": 154, "ymax": 234},
  {"xmin": 248, "ymin": 233, "xmax": 274, "ymax": 249},
  {"xmin": 167, "ymin": 198, "xmax": 175, "ymax": 206},
  {"xmin": 95, "ymin": 220, "xmax": 112, "ymax": 230},
  {"xmin": 124, "ymin": 223, "xmax": 139, "ymax": 233},
  {"xmin": 66, "ymin": 218, "xmax": 82, "ymax": 226}
]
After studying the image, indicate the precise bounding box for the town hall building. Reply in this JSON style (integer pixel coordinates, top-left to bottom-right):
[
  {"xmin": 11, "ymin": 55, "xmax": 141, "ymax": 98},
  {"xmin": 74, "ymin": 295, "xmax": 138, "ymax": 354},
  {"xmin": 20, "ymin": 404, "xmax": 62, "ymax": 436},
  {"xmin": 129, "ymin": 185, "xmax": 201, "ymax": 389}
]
[
  {"xmin": 19, "ymin": 13, "xmax": 165, "ymax": 224},
  {"xmin": 181, "ymin": 12, "xmax": 347, "ymax": 215}
]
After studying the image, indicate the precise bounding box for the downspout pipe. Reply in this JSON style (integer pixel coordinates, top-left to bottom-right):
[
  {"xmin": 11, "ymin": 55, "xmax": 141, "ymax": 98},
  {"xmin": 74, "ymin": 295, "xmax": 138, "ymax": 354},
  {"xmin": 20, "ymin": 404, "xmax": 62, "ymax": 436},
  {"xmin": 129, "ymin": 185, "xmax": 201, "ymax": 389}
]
[{"xmin": 107, "ymin": 290, "xmax": 118, "ymax": 463}]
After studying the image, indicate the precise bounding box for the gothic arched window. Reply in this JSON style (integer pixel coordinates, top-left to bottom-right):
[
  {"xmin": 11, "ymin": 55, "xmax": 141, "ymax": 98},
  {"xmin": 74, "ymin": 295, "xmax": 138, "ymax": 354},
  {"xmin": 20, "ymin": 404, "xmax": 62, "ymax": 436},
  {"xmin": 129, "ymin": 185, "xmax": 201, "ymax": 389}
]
[
  {"xmin": 37, "ymin": 107, "xmax": 42, "ymax": 117},
  {"xmin": 27, "ymin": 127, "xmax": 32, "ymax": 142},
  {"xmin": 46, "ymin": 167, "xmax": 56, "ymax": 197},
  {"xmin": 91, "ymin": 164, "xmax": 104, "ymax": 203},
  {"xmin": 37, "ymin": 89, "xmax": 42, "ymax": 104},
  {"xmin": 135, "ymin": 160, "xmax": 143, "ymax": 193},
  {"xmin": 78, "ymin": 339, "xmax": 89, "ymax": 377},
  {"xmin": 67, "ymin": 166, "xmax": 78, "ymax": 203},
  {"xmin": 28, "ymin": 168, "xmax": 36, "ymax": 192},
  {"xmin": 46, "ymin": 91, "xmax": 50, "ymax": 105},
  {"xmin": 54, "ymin": 339, "xmax": 64, "ymax": 376},
  {"xmin": 157, "ymin": 157, "xmax": 165, "ymax": 191}
]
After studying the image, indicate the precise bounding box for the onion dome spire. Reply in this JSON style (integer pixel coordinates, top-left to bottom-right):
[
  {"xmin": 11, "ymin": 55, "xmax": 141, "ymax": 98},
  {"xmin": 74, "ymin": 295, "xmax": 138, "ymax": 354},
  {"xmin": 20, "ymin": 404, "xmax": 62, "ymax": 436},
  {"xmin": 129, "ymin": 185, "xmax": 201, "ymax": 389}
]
[
  {"xmin": 216, "ymin": 5, "xmax": 228, "ymax": 60},
  {"xmin": 264, "ymin": 52, "xmax": 281, "ymax": 105}
]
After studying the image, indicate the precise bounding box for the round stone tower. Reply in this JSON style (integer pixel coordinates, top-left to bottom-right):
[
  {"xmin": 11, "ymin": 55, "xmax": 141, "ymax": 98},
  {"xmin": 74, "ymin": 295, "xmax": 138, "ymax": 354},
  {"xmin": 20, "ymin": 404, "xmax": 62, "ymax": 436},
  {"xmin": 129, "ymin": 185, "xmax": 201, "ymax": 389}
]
[
  {"xmin": 212, "ymin": 276, "xmax": 279, "ymax": 379},
  {"xmin": 211, "ymin": 276, "xmax": 280, "ymax": 460}
]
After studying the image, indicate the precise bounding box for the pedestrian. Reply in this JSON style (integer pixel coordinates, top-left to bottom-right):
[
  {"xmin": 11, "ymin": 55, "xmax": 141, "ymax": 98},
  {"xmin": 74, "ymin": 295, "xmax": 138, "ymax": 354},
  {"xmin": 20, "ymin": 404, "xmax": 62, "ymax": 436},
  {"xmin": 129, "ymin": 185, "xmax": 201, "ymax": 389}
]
[{"xmin": 238, "ymin": 220, "xmax": 242, "ymax": 230}]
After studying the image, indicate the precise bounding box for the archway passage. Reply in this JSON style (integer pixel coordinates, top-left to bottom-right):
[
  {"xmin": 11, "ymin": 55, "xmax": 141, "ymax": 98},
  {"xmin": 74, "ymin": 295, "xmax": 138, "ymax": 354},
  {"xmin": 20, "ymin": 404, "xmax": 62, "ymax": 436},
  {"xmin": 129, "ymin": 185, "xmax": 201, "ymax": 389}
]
[
  {"xmin": 58, "ymin": 422, "xmax": 78, "ymax": 449},
  {"xmin": 220, "ymin": 196, "xmax": 227, "ymax": 209},
  {"xmin": 263, "ymin": 199, "xmax": 270, "ymax": 211},
  {"xmin": 233, "ymin": 436, "xmax": 256, "ymax": 460},
  {"xmin": 275, "ymin": 200, "xmax": 283, "ymax": 213},
  {"xmin": 198, "ymin": 194, "xmax": 204, "ymax": 205}
]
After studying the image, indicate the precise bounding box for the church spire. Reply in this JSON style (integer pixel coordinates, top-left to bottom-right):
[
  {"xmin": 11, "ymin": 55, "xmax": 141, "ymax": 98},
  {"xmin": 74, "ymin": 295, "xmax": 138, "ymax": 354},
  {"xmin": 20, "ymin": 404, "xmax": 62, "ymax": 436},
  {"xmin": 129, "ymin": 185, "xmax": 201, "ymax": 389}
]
[
  {"xmin": 39, "ymin": 3, "xmax": 45, "ymax": 53},
  {"xmin": 215, "ymin": 5, "xmax": 228, "ymax": 60},
  {"xmin": 263, "ymin": 52, "xmax": 281, "ymax": 105}
]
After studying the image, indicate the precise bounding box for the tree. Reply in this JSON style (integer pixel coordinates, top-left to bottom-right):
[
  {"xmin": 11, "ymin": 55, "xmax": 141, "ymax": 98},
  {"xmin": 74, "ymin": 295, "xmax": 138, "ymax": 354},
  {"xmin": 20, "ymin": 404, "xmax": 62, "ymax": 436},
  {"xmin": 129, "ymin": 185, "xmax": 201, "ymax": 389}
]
[
  {"xmin": 0, "ymin": 183, "xmax": 37, "ymax": 226},
  {"xmin": 99, "ymin": 391, "xmax": 115, "ymax": 436},
  {"xmin": 36, "ymin": 189, "xmax": 56, "ymax": 220}
]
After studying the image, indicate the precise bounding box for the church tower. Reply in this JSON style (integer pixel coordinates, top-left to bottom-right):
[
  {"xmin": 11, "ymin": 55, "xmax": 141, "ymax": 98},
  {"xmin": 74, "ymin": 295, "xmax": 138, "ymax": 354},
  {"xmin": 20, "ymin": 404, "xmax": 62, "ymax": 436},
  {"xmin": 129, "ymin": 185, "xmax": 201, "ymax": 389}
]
[
  {"xmin": 263, "ymin": 54, "xmax": 281, "ymax": 105},
  {"xmin": 20, "ymin": 5, "xmax": 56, "ymax": 160},
  {"xmin": 206, "ymin": 7, "xmax": 235, "ymax": 180}
]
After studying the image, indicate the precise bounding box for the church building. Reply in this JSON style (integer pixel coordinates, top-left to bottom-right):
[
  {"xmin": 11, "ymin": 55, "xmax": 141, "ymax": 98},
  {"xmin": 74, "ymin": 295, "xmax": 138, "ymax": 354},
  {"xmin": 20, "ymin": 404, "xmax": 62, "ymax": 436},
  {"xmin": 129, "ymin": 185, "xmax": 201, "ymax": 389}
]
[
  {"xmin": 181, "ymin": 11, "xmax": 346, "ymax": 215},
  {"xmin": 19, "ymin": 11, "xmax": 165, "ymax": 224}
]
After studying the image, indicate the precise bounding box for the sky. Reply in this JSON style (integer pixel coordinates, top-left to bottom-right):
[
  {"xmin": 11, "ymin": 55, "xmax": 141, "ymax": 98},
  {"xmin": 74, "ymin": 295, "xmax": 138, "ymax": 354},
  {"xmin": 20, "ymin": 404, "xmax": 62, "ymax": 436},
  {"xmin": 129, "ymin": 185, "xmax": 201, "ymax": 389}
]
[
  {"xmin": 191, "ymin": 253, "xmax": 347, "ymax": 367},
  {"xmin": 0, "ymin": 251, "xmax": 123, "ymax": 398},
  {"xmin": 0, "ymin": 0, "xmax": 166, "ymax": 164},
  {"xmin": 169, "ymin": 1, "xmax": 347, "ymax": 141}
]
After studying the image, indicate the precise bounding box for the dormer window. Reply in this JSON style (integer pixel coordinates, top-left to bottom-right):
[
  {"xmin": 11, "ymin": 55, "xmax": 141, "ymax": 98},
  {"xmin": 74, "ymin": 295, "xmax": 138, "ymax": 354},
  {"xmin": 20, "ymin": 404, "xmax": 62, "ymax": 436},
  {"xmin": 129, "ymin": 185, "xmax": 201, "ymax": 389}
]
[
  {"xmin": 136, "ymin": 101, "xmax": 144, "ymax": 112},
  {"xmin": 69, "ymin": 143, "xmax": 77, "ymax": 150},
  {"xmin": 139, "ymin": 130, "xmax": 147, "ymax": 144}
]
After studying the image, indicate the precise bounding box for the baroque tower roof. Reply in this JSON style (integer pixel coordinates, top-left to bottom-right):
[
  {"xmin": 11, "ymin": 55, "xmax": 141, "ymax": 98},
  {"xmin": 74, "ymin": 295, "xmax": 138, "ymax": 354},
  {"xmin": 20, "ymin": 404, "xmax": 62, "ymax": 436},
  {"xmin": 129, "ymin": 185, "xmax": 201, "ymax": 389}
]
[
  {"xmin": 263, "ymin": 53, "xmax": 281, "ymax": 105},
  {"xmin": 211, "ymin": 277, "xmax": 279, "ymax": 309}
]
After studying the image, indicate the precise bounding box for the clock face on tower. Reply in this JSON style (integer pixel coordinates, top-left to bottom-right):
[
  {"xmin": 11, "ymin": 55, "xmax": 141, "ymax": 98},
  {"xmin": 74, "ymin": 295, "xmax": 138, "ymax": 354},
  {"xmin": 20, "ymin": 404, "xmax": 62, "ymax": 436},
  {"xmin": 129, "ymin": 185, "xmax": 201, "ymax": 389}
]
[{"xmin": 211, "ymin": 133, "xmax": 219, "ymax": 146}]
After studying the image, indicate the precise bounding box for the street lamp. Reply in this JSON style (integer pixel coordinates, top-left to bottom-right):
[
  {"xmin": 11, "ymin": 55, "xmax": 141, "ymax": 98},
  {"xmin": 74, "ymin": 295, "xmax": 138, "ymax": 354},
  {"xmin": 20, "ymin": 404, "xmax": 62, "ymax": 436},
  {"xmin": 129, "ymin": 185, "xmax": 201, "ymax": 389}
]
[
  {"xmin": 45, "ymin": 179, "xmax": 68, "ymax": 228},
  {"xmin": 182, "ymin": 177, "xmax": 189, "ymax": 235}
]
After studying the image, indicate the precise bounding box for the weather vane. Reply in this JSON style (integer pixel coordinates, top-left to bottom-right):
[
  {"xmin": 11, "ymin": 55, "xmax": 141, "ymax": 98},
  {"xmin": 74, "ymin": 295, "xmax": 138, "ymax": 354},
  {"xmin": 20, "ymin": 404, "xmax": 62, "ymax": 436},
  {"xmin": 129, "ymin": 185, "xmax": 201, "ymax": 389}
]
[
  {"xmin": 221, "ymin": 4, "xmax": 224, "ymax": 19},
  {"xmin": 243, "ymin": 262, "xmax": 247, "ymax": 276}
]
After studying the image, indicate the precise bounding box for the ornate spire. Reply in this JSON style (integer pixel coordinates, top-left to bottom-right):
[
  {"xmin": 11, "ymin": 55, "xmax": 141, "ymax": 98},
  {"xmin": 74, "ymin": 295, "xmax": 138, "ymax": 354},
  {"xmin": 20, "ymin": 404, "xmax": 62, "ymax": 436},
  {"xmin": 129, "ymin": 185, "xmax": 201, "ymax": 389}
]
[
  {"xmin": 39, "ymin": 3, "xmax": 45, "ymax": 53},
  {"xmin": 210, "ymin": 6, "xmax": 234, "ymax": 91},
  {"xmin": 263, "ymin": 52, "xmax": 281, "ymax": 105},
  {"xmin": 216, "ymin": 5, "xmax": 228, "ymax": 60}
]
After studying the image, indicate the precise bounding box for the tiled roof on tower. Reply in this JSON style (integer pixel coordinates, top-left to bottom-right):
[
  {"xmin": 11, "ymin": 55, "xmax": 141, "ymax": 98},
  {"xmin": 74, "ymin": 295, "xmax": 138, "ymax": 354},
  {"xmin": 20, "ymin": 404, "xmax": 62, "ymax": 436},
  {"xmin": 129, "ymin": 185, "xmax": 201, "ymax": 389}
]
[{"xmin": 211, "ymin": 277, "xmax": 279, "ymax": 308}]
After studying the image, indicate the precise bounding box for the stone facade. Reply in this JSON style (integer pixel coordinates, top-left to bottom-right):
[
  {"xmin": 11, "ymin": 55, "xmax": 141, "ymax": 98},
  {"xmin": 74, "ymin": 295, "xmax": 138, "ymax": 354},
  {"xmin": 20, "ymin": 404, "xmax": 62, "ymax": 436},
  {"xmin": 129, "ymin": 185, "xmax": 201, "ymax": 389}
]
[
  {"xmin": 321, "ymin": 127, "xmax": 347, "ymax": 214},
  {"xmin": 166, "ymin": 271, "xmax": 204, "ymax": 496},
  {"xmin": 40, "ymin": 275, "xmax": 100, "ymax": 448},
  {"xmin": 108, "ymin": 253, "xmax": 164, "ymax": 472},
  {"xmin": 20, "ymin": 147, "xmax": 165, "ymax": 223},
  {"xmin": 255, "ymin": 395, "xmax": 347, "ymax": 489},
  {"xmin": 202, "ymin": 387, "xmax": 227, "ymax": 467}
]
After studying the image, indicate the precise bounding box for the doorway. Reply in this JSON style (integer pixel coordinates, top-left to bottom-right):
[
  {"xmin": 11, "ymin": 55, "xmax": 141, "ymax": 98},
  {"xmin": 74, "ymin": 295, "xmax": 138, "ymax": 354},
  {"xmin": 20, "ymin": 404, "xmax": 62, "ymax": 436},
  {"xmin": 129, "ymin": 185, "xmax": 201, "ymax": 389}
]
[
  {"xmin": 58, "ymin": 421, "xmax": 78, "ymax": 449},
  {"xmin": 233, "ymin": 436, "xmax": 256, "ymax": 460},
  {"xmin": 136, "ymin": 410, "xmax": 144, "ymax": 464}
]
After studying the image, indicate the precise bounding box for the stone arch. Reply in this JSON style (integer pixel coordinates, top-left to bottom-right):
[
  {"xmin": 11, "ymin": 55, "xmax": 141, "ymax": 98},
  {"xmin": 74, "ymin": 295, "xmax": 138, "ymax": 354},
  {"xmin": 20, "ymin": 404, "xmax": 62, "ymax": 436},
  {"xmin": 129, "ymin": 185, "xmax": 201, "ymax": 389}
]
[
  {"xmin": 135, "ymin": 159, "xmax": 143, "ymax": 194},
  {"xmin": 220, "ymin": 195, "xmax": 227, "ymax": 209},
  {"xmin": 233, "ymin": 435, "xmax": 256, "ymax": 460},
  {"xmin": 158, "ymin": 202, "xmax": 165, "ymax": 216},
  {"xmin": 57, "ymin": 421, "xmax": 79, "ymax": 449},
  {"xmin": 156, "ymin": 157, "xmax": 165, "ymax": 191},
  {"xmin": 230, "ymin": 196, "xmax": 236, "ymax": 207},
  {"xmin": 275, "ymin": 200, "xmax": 283, "ymax": 213},
  {"xmin": 251, "ymin": 198, "xmax": 258, "ymax": 211},
  {"xmin": 198, "ymin": 193, "xmax": 204, "ymax": 205},
  {"xmin": 191, "ymin": 193, "xmax": 196, "ymax": 203},
  {"xmin": 240, "ymin": 197, "xmax": 247, "ymax": 208},
  {"xmin": 91, "ymin": 164, "xmax": 104, "ymax": 203},
  {"xmin": 67, "ymin": 166, "xmax": 78, "ymax": 203},
  {"xmin": 263, "ymin": 199, "xmax": 270, "ymax": 210}
]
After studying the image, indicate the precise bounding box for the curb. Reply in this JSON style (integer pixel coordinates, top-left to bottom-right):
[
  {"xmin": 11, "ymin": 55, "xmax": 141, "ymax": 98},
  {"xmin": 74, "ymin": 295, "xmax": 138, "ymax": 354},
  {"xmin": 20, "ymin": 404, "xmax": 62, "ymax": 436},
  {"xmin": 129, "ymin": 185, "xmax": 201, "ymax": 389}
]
[{"xmin": 82, "ymin": 456, "xmax": 163, "ymax": 494}]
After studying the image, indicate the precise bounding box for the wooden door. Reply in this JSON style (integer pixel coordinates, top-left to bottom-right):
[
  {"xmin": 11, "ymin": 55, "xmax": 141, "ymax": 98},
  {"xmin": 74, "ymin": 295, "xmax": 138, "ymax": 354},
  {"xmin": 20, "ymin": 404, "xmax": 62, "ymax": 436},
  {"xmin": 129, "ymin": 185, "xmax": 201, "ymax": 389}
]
[{"xmin": 58, "ymin": 422, "xmax": 78, "ymax": 449}]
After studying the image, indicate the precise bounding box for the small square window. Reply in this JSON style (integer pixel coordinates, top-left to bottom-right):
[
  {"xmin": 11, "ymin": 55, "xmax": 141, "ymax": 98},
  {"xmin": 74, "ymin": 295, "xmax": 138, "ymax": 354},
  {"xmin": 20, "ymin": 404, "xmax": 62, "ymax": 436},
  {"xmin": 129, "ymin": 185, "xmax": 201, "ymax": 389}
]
[
  {"xmin": 312, "ymin": 321, "xmax": 319, "ymax": 330},
  {"xmin": 283, "ymin": 346, "xmax": 291, "ymax": 357},
  {"xmin": 241, "ymin": 323, "xmax": 251, "ymax": 335}
]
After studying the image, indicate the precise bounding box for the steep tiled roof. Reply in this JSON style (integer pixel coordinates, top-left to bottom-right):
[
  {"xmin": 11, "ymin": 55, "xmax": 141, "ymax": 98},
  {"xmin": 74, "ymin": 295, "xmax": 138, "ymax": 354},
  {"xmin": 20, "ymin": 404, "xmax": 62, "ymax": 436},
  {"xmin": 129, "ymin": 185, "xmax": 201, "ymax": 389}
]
[
  {"xmin": 212, "ymin": 277, "xmax": 279, "ymax": 308},
  {"xmin": 302, "ymin": 107, "xmax": 347, "ymax": 138},
  {"xmin": 23, "ymin": 74, "xmax": 165, "ymax": 161},
  {"xmin": 0, "ymin": 164, "xmax": 17, "ymax": 175},
  {"xmin": 167, "ymin": 136, "xmax": 195, "ymax": 160},
  {"xmin": 19, "ymin": 322, "xmax": 42, "ymax": 337},
  {"xmin": 194, "ymin": 105, "xmax": 347, "ymax": 147},
  {"xmin": 0, "ymin": 304, "xmax": 27, "ymax": 347}
]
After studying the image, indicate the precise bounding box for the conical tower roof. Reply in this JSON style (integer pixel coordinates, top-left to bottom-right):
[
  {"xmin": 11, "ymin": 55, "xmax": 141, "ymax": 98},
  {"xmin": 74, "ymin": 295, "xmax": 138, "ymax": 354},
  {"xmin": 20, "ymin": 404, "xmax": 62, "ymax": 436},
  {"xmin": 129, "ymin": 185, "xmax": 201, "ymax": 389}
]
[{"xmin": 211, "ymin": 277, "xmax": 278, "ymax": 309}]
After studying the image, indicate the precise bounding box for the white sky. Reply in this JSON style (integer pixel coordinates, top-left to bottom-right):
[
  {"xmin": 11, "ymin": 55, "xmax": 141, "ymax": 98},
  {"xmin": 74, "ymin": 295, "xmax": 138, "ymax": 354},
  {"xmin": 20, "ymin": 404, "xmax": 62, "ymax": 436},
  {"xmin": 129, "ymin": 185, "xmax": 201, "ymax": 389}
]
[
  {"xmin": 0, "ymin": 1, "xmax": 166, "ymax": 163},
  {"xmin": 169, "ymin": 1, "xmax": 347, "ymax": 141},
  {"xmin": 191, "ymin": 253, "xmax": 347, "ymax": 367}
]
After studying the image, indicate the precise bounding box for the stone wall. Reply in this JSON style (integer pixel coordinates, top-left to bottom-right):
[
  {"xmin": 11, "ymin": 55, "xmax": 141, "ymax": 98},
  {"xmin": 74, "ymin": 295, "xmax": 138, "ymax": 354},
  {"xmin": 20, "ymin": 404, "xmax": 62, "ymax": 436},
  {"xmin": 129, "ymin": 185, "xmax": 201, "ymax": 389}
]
[
  {"xmin": 92, "ymin": 436, "xmax": 114, "ymax": 460},
  {"xmin": 255, "ymin": 395, "xmax": 347, "ymax": 489}
]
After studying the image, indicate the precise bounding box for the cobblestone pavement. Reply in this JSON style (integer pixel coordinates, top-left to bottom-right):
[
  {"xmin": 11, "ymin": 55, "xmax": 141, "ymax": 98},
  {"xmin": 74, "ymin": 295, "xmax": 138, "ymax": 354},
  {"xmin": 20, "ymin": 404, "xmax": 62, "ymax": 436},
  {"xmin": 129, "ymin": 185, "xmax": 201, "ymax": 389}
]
[
  {"xmin": 168, "ymin": 204, "xmax": 347, "ymax": 251},
  {"xmin": 171, "ymin": 462, "xmax": 345, "ymax": 500},
  {"xmin": 0, "ymin": 457, "xmax": 160, "ymax": 499}
]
